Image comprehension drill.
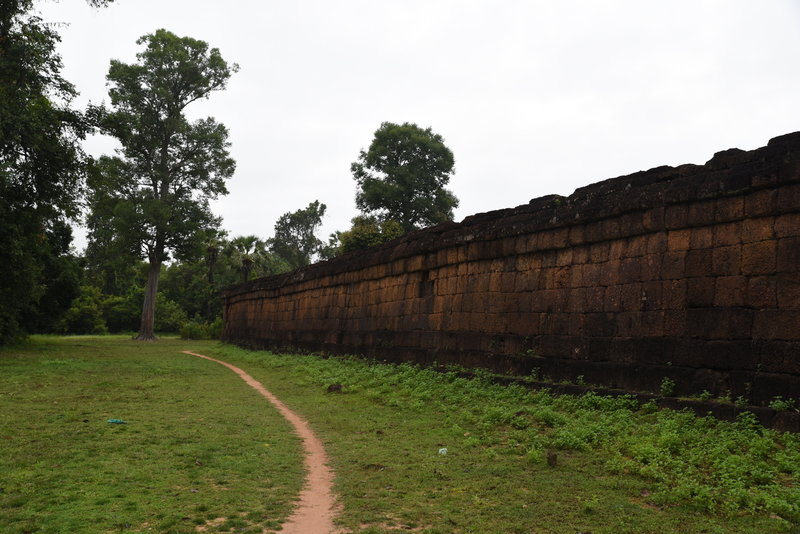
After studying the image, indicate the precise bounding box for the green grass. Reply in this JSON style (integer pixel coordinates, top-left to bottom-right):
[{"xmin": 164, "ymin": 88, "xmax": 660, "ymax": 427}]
[
  {"xmin": 210, "ymin": 344, "xmax": 800, "ymax": 534},
  {"xmin": 0, "ymin": 336, "xmax": 303, "ymax": 533},
  {"xmin": 2, "ymin": 337, "xmax": 799, "ymax": 533}
]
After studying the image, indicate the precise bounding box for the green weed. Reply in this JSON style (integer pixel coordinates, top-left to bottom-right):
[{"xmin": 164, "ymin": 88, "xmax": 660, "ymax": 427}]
[
  {"xmin": 213, "ymin": 344, "xmax": 799, "ymax": 533},
  {"xmin": 3, "ymin": 337, "xmax": 799, "ymax": 533},
  {"xmin": 659, "ymin": 376, "xmax": 676, "ymax": 397}
]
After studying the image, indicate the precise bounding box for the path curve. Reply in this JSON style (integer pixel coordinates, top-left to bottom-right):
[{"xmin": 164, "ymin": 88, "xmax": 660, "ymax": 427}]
[{"xmin": 183, "ymin": 351, "xmax": 339, "ymax": 534}]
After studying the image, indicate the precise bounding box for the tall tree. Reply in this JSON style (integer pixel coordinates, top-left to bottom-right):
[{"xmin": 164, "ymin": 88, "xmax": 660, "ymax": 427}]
[
  {"xmin": 351, "ymin": 122, "xmax": 458, "ymax": 232},
  {"xmin": 0, "ymin": 0, "xmax": 110, "ymax": 344},
  {"xmin": 270, "ymin": 201, "xmax": 327, "ymax": 270},
  {"xmin": 90, "ymin": 29, "xmax": 237, "ymax": 340}
]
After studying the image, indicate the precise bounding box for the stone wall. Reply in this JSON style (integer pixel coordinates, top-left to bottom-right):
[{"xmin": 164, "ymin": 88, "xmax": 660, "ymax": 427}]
[{"xmin": 223, "ymin": 132, "xmax": 800, "ymax": 404}]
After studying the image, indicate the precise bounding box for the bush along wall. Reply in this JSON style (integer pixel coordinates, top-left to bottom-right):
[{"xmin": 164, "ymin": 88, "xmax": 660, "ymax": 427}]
[{"xmin": 223, "ymin": 132, "xmax": 800, "ymax": 408}]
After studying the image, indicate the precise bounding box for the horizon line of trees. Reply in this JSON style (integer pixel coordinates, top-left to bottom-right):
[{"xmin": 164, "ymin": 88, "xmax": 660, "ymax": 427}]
[{"xmin": 1, "ymin": 1, "xmax": 459, "ymax": 343}]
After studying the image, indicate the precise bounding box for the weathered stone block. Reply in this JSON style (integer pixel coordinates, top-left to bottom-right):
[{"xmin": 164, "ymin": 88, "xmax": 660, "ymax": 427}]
[
  {"xmin": 601, "ymin": 218, "xmax": 622, "ymax": 241},
  {"xmin": 641, "ymin": 280, "xmax": 663, "ymax": 310},
  {"xmin": 745, "ymin": 189, "xmax": 777, "ymax": 217},
  {"xmin": 615, "ymin": 312, "xmax": 642, "ymax": 337},
  {"xmin": 556, "ymin": 248, "xmax": 573, "ymax": 267},
  {"xmin": 642, "ymin": 206, "xmax": 665, "ymax": 231},
  {"xmin": 715, "ymin": 196, "xmax": 745, "ymax": 222},
  {"xmin": 619, "ymin": 258, "xmax": 642, "ymax": 283},
  {"xmin": 586, "ymin": 286, "xmax": 606, "ymax": 312},
  {"xmin": 741, "ymin": 217, "xmax": 775, "ymax": 244},
  {"xmin": 741, "ymin": 241, "xmax": 777, "ymax": 275},
  {"xmin": 625, "ymin": 235, "xmax": 648, "ymax": 258},
  {"xmin": 609, "ymin": 239, "xmax": 628, "ymax": 260},
  {"xmin": 501, "ymin": 272, "xmax": 516, "ymax": 293},
  {"xmin": 663, "ymin": 309, "xmax": 687, "ymax": 336},
  {"xmin": 777, "ymin": 237, "xmax": 800, "ymax": 273},
  {"xmin": 641, "ymin": 310, "xmax": 665, "ymax": 337},
  {"xmin": 604, "ymin": 285, "xmax": 622, "ymax": 312},
  {"xmin": 568, "ymin": 224, "xmax": 586, "ymax": 245},
  {"xmin": 572, "ymin": 245, "xmax": 590, "ymax": 264},
  {"xmin": 747, "ymin": 277, "xmax": 778, "ymax": 309},
  {"xmin": 620, "ymin": 283, "xmax": 643, "ymax": 311},
  {"xmin": 688, "ymin": 200, "xmax": 716, "ymax": 226},
  {"xmin": 687, "ymin": 277, "xmax": 716, "ymax": 308},
  {"xmin": 646, "ymin": 232, "xmax": 668, "ymax": 254},
  {"xmin": 775, "ymin": 213, "xmax": 800, "ymax": 238},
  {"xmin": 713, "ymin": 222, "xmax": 742, "ymax": 247},
  {"xmin": 714, "ymin": 276, "xmax": 747, "ymax": 307},
  {"xmin": 777, "ymin": 183, "xmax": 800, "ymax": 213},
  {"xmin": 585, "ymin": 312, "xmax": 616, "ymax": 337},
  {"xmin": 567, "ymin": 288, "xmax": 588, "ymax": 313},
  {"xmin": 567, "ymin": 313, "xmax": 585, "ymax": 336},
  {"xmin": 662, "ymin": 251, "xmax": 686, "ymax": 279},
  {"xmin": 711, "ymin": 245, "xmax": 741, "ymax": 276},
  {"xmin": 640, "ymin": 254, "xmax": 662, "ymax": 281},
  {"xmin": 687, "ymin": 308, "xmax": 753, "ymax": 340},
  {"xmin": 690, "ymin": 227, "xmax": 714, "ymax": 249},
  {"xmin": 552, "ymin": 228, "xmax": 569, "ymax": 248},
  {"xmin": 589, "ymin": 241, "xmax": 610, "ymax": 263},
  {"xmin": 777, "ymin": 273, "xmax": 800, "ymax": 309},
  {"xmin": 753, "ymin": 310, "xmax": 800, "ymax": 340},
  {"xmin": 668, "ymin": 229, "xmax": 692, "ymax": 251},
  {"xmin": 685, "ymin": 249, "xmax": 713, "ymax": 278},
  {"xmin": 665, "ymin": 204, "xmax": 688, "ymax": 229}
]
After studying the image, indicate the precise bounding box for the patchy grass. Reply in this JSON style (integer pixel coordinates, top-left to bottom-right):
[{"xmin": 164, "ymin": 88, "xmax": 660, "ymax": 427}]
[
  {"xmin": 211, "ymin": 345, "xmax": 800, "ymax": 534},
  {"xmin": 2, "ymin": 336, "xmax": 798, "ymax": 533},
  {"xmin": 0, "ymin": 336, "xmax": 303, "ymax": 533}
]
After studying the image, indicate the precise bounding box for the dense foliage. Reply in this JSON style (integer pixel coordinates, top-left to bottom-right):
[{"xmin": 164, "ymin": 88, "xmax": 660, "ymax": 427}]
[
  {"xmin": 269, "ymin": 200, "xmax": 327, "ymax": 269},
  {"xmin": 352, "ymin": 121, "xmax": 458, "ymax": 232},
  {"xmin": 334, "ymin": 215, "xmax": 405, "ymax": 255},
  {"xmin": 89, "ymin": 29, "xmax": 238, "ymax": 339},
  {"xmin": 217, "ymin": 345, "xmax": 800, "ymax": 532},
  {"xmin": 0, "ymin": 0, "xmax": 103, "ymax": 344}
]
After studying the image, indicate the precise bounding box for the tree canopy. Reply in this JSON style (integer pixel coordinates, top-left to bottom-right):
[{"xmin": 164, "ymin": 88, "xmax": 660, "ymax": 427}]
[
  {"xmin": 89, "ymin": 29, "xmax": 238, "ymax": 340},
  {"xmin": 351, "ymin": 121, "xmax": 458, "ymax": 232},
  {"xmin": 332, "ymin": 215, "xmax": 405, "ymax": 255},
  {"xmin": 0, "ymin": 0, "xmax": 112, "ymax": 344},
  {"xmin": 270, "ymin": 200, "xmax": 327, "ymax": 270}
]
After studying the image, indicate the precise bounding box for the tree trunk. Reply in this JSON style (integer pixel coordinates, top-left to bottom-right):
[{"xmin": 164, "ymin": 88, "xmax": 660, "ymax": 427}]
[{"xmin": 136, "ymin": 259, "xmax": 161, "ymax": 340}]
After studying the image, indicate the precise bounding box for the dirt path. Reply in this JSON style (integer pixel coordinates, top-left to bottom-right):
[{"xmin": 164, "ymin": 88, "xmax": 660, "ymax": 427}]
[{"xmin": 183, "ymin": 351, "xmax": 340, "ymax": 534}]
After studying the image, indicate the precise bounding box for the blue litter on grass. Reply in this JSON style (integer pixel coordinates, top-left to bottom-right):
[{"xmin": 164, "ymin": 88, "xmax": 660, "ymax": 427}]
[{"xmin": 107, "ymin": 419, "xmax": 127, "ymax": 424}]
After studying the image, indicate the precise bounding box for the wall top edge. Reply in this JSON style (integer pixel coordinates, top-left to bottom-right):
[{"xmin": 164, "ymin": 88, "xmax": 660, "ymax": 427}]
[{"xmin": 223, "ymin": 132, "xmax": 800, "ymax": 297}]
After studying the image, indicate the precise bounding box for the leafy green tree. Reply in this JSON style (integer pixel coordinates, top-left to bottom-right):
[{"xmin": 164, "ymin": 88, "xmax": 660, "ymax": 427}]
[
  {"xmin": 0, "ymin": 0, "xmax": 110, "ymax": 344},
  {"xmin": 84, "ymin": 160, "xmax": 144, "ymax": 296},
  {"xmin": 332, "ymin": 215, "xmax": 405, "ymax": 255},
  {"xmin": 216, "ymin": 235, "xmax": 288, "ymax": 283},
  {"xmin": 56, "ymin": 286, "xmax": 109, "ymax": 335},
  {"xmin": 89, "ymin": 29, "xmax": 237, "ymax": 340},
  {"xmin": 270, "ymin": 201, "xmax": 327, "ymax": 270},
  {"xmin": 20, "ymin": 220, "xmax": 83, "ymax": 334},
  {"xmin": 228, "ymin": 235, "xmax": 264, "ymax": 282},
  {"xmin": 156, "ymin": 234, "xmax": 288, "ymax": 324},
  {"xmin": 352, "ymin": 122, "xmax": 458, "ymax": 232}
]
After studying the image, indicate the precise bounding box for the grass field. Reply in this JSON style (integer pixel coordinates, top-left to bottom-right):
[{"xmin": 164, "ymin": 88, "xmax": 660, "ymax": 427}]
[
  {"xmin": 1, "ymin": 336, "xmax": 799, "ymax": 533},
  {"xmin": 0, "ymin": 337, "xmax": 303, "ymax": 533}
]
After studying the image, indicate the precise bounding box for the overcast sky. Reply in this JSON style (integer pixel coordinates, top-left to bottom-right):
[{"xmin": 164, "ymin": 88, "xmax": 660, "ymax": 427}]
[{"xmin": 38, "ymin": 0, "xmax": 800, "ymax": 251}]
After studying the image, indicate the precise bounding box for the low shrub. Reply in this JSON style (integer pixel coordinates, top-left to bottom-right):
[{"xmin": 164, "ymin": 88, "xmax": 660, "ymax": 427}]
[
  {"xmin": 56, "ymin": 286, "xmax": 108, "ymax": 335},
  {"xmin": 180, "ymin": 316, "xmax": 222, "ymax": 340}
]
